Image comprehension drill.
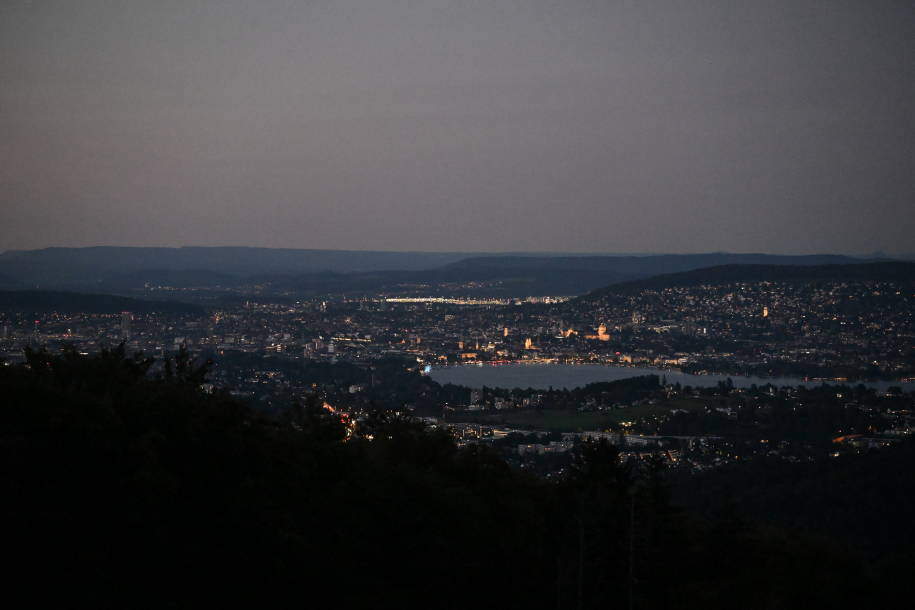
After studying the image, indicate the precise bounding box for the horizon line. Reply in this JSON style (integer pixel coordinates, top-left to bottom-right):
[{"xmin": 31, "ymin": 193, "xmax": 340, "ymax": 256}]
[{"xmin": 1, "ymin": 245, "xmax": 906, "ymax": 259}]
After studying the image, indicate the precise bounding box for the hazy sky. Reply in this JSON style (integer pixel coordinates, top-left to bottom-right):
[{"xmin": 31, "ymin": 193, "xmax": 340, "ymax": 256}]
[{"xmin": 2, "ymin": 1, "xmax": 914, "ymax": 254}]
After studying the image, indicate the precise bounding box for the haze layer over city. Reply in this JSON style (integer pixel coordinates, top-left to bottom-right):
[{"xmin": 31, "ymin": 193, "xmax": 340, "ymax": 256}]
[{"xmin": 2, "ymin": 2, "xmax": 914, "ymax": 609}]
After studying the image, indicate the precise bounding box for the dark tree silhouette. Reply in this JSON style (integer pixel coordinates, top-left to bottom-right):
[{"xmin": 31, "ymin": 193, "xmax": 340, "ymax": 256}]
[{"xmin": 0, "ymin": 347, "xmax": 907, "ymax": 609}]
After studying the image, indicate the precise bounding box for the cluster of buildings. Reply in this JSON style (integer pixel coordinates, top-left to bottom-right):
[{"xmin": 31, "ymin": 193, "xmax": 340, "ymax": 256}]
[
  {"xmin": 562, "ymin": 279, "xmax": 914, "ymax": 381},
  {"xmin": 2, "ymin": 276, "xmax": 913, "ymax": 477},
  {"xmin": 2, "ymin": 278, "xmax": 913, "ymax": 384}
]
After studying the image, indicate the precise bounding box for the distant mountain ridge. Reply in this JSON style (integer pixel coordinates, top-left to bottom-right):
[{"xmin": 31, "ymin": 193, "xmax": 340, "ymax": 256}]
[
  {"xmin": 0, "ymin": 290, "xmax": 204, "ymax": 315},
  {"xmin": 0, "ymin": 273, "xmax": 23, "ymax": 290},
  {"xmin": 97, "ymin": 269, "xmax": 240, "ymax": 291},
  {"xmin": 442, "ymin": 253, "xmax": 862, "ymax": 275},
  {"xmin": 0, "ymin": 247, "xmax": 877, "ymax": 297},
  {"xmin": 94, "ymin": 254, "xmax": 872, "ymax": 299},
  {"xmin": 578, "ymin": 261, "xmax": 915, "ymax": 301},
  {"xmin": 0, "ymin": 247, "xmax": 481, "ymax": 288}
]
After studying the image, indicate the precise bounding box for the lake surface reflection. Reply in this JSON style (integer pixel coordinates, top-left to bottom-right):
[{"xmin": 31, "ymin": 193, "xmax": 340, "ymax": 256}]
[{"xmin": 429, "ymin": 363, "xmax": 915, "ymax": 392}]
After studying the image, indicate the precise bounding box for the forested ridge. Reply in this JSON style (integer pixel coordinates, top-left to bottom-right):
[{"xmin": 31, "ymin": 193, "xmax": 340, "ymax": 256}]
[{"xmin": 2, "ymin": 347, "xmax": 910, "ymax": 609}]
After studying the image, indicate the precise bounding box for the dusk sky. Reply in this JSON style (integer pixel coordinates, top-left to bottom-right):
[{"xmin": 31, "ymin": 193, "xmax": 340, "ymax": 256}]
[{"xmin": 2, "ymin": 1, "xmax": 914, "ymax": 255}]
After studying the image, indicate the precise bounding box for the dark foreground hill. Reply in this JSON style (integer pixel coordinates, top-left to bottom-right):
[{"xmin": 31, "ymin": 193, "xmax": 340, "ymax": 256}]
[
  {"xmin": 2, "ymin": 347, "xmax": 911, "ymax": 609},
  {"xmin": 0, "ymin": 290, "xmax": 204, "ymax": 314},
  {"xmin": 580, "ymin": 261, "xmax": 915, "ymax": 301}
]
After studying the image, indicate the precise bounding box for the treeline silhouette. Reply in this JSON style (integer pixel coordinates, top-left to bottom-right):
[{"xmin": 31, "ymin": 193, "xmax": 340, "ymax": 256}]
[{"xmin": 1, "ymin": 347, "xmax": 907, "ymax": 609}]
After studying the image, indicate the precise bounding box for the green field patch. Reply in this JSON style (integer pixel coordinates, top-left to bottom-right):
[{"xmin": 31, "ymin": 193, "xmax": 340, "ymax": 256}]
[
  {"xmin": 447, "ymin": 401, "xmax": 697, "ymax": 432},
  {"xmin": 447, "ymin": 397, "xmax": 715, "ymax": 432}
]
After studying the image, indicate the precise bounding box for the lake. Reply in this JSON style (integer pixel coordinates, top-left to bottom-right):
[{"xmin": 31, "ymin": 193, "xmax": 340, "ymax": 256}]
[{"xmin": 429, "ymin": 362, "xmax": 915, "ymax": 392}]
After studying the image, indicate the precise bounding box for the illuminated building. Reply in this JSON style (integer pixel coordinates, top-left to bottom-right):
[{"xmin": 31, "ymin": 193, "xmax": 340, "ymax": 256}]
[
  {"xmin": 598, "ymin": 323, "xmax": 610, "ymax": 341},
  {"xmin": 585, "ymin": 323, "xmax": 610, "ymax": 341}
]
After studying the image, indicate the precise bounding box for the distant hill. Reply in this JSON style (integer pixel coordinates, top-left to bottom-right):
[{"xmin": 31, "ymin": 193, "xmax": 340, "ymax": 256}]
[
  {"xmin": 445, "ymin": 253, "xmax": 863, "ymax": 276},
  {"xmin": 261, "ymin": 266, "xmax": 638, "ymax": 298},
  {"xmin": 265, "ymin": 253, "xmax": 873, "ymax": 297},
  {"xmin": 97, "ymin": 269, "xmax": 241, "ymax": 291},
  {"xmin": 0, "ymin": 247, "xmax": 481, "ymax": 288},
  {"xmin": 579, "ymin": 261, "xmax": 915, "ymax": 301},
  {"xmin": 0, "ymin": 247, "xmax": 875, "ymax": 297},
  {"xmin": 399, "ymin": 253, "xmax": 868, "ymax": 297},
  {"xmin": 0, "ymin": 273, "xmax": 23, "ymax": 290},
  {"xmin": 0, "ymin": 290, "xmax": 204, "ymax": 315}
]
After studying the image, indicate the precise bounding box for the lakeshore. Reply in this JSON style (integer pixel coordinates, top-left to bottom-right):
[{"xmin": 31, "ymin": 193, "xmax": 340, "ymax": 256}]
[{"xmin": 430, "ymin": 362, "xmax": 915, "ymax": 392}]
